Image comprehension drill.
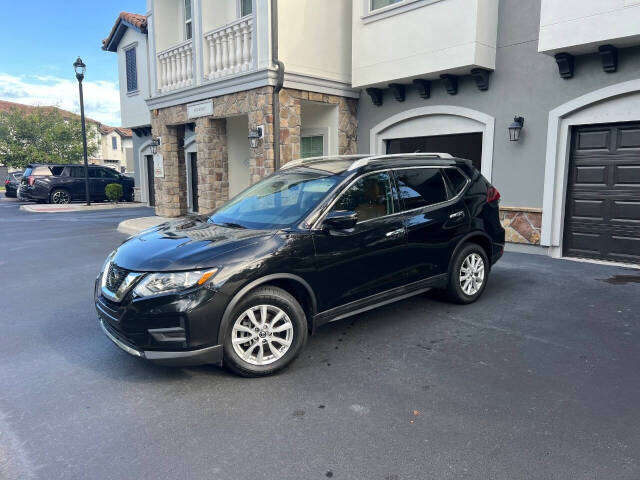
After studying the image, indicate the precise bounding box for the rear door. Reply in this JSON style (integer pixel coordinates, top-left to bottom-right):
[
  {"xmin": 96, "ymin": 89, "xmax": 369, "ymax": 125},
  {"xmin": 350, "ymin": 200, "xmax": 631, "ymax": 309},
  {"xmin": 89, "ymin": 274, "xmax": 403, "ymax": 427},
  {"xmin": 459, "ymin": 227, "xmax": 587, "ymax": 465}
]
[{"xmin": 394, "ymin": 167, "xmax": 470, "ymax": 283}]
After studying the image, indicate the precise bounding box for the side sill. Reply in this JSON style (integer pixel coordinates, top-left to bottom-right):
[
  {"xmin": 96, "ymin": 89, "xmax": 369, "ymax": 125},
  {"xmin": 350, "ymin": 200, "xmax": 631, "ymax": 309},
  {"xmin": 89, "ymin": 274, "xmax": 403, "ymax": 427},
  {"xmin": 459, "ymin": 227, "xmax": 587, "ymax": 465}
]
[{"xmin": 313, "ymin": 274, "xmax": 447, "ymax": 329}]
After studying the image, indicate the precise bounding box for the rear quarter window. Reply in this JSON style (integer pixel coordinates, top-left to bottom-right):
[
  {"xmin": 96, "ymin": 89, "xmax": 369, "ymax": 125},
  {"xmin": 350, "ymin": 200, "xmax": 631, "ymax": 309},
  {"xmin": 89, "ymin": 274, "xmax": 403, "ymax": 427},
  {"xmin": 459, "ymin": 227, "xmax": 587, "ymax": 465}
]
[
  {"xmin": 443, "ymin": 168, "xmax": 469, "ymax": 196},
  {"xmin": 50, "ymin": 166, "xmax": 65, "ymax": 176}
]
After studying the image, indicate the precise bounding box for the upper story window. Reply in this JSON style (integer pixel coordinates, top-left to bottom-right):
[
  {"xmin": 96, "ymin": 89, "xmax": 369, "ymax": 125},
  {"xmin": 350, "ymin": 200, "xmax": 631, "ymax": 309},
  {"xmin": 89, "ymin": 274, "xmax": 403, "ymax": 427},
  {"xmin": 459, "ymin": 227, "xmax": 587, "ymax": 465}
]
[
  {"xmin": 184, "ymin": 0, "xmax": 193, "ymax": 40},
  {"xmin": 112, "ymin": 136, "xmax": 118, "ymax": 150},
  {"xmin": 240, "ymin": 0, "xmax": 253, "ymax": 16},
  {"xmin": 125, "ymin": 47, "xmax": 137, "ymax": 93},
  {"xmin": 371, "ymin": 0, "xmax": 403, "ymax": 11}
]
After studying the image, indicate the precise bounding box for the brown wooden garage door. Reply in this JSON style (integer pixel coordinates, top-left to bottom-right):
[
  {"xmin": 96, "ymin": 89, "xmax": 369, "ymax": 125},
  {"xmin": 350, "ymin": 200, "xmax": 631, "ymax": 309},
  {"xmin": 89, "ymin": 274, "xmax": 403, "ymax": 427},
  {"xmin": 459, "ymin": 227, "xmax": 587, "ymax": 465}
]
[{"xmin": 564, "ymin": 123, "xmax": 640, "ymax": 264}]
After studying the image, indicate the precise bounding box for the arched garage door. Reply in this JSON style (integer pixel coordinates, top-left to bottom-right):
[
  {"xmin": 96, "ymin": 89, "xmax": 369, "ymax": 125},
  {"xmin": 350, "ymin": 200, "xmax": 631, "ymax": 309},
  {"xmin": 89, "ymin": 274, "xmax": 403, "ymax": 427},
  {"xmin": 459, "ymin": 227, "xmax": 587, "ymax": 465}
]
[{"xmin": 563, "ymin": 122, "xmax": 640, "ymax": 264}]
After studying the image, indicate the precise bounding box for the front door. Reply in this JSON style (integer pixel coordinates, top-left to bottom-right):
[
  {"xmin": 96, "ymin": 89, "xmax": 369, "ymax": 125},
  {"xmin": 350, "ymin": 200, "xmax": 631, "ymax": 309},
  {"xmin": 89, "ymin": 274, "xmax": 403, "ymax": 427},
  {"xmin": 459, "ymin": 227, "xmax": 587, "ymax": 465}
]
[
  {"xmin": 146, "ymin": 155, "xmax": 155, "ymax": 206},
  {"xmin": 312, "ymin": 171, "xmax": 407, "ymax": 312},
  {"xmin": 190, "ymin": 153, "xmax": 199, "ymax": 213}
]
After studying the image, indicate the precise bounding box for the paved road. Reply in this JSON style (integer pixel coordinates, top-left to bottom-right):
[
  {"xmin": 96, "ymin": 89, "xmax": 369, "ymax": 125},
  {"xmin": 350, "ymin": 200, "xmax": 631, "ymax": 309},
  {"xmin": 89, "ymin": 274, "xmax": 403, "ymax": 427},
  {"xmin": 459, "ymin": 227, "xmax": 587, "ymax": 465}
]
[{"xmin": 1, "ymin": 196, "xmax": 638, "ymax": 480}]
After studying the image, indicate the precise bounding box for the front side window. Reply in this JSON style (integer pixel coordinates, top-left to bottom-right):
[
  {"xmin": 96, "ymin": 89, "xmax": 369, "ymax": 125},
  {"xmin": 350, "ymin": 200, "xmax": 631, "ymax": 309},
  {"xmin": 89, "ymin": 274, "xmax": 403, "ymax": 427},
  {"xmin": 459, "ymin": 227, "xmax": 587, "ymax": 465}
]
[
  {"xmin": 210, "ymin": 170, "xmax": 341, "ymax": 230},
  {"xmin": 395, "ymin": 168, "xmax": 448, "ymax": 211},
  {"xmin": 125, "ymin": 47, "xmax": 137, "ymax": 92},
  {"xmin": 184, "ymin": 0, "xmax": 193, "ymax": 40},
  {"xmin": 333, "ymin": 172, "xmax": 396, "ymax": 222},
  {"xmin": 112, "ymin": 136, "xmax": 118, "ymax": 150},
  {"xmin": 100, "ymin": 168, "xmax": 120, "ymax": 179},
  {"xmin": 371, "ymin": 0, "xmax": 403, "ymax": 11}
]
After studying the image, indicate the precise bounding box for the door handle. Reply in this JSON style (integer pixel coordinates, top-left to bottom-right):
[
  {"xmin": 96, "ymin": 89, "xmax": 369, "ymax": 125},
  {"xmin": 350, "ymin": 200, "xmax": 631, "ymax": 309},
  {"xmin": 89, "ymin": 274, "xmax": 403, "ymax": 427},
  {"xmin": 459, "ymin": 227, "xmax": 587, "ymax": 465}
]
[
  {"xmin": 385, "ymin": 228, "xmax": 404, "ymax": 238},
  {"xmin": 449, "ymin": 211, "xmax": 465, "ymax": 219}
]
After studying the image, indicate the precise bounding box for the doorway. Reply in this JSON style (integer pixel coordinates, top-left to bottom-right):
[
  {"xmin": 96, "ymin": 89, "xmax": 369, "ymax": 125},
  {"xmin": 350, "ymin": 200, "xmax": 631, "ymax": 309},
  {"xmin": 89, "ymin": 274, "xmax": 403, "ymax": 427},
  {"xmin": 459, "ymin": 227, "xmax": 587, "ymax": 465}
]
[
  {"xmin": 186, "ymin": 152, "xmax": 199, "ymax": 213},
  {"xmin": 145, "ymin": 154, "xmax": 155, "ymax": 207},
  {"xmin": 227, "ymin": 115, "xmax": 251, "ymax": 198}
]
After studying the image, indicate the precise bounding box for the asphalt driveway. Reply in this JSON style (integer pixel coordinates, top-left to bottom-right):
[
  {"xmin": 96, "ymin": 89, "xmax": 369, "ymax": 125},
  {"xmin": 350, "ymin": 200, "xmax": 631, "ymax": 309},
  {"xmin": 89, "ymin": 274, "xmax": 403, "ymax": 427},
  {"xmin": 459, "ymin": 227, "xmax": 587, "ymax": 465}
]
[{"xmin": 0, "ymin": 196, "xmax": 638, "ymax": 479}]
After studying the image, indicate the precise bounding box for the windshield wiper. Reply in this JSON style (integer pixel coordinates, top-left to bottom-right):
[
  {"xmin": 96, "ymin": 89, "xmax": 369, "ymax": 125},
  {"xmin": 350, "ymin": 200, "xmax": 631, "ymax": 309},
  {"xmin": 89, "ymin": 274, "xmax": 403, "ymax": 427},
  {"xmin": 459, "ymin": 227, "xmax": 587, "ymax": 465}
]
[{"xmin": 218, "ymin": 222, "xmax": 247, "ymax": 229}]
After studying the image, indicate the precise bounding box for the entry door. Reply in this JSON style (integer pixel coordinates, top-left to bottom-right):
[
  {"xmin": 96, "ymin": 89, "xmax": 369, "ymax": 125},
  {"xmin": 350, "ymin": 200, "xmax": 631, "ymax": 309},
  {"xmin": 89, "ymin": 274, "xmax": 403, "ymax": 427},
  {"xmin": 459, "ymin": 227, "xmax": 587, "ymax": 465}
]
[
  {"xmin": 312, "ymin": 171, "xmax": 407, "ymax": 311},
  {"xmin": 146, "ymin": 155, "xmax": 155, "ymax": 206},
  {"xmin": 190, "ymin": 153, "xmax": 199, "ymax": 213},
  {"xmin": 564, "ymin": 123, "xmax": 640, "ymax": 263}
]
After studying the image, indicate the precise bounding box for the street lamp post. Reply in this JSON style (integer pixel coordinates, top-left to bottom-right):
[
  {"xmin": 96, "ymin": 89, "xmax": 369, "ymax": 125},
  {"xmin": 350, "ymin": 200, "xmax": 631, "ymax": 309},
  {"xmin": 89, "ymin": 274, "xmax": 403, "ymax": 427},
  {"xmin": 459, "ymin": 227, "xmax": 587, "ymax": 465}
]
[{"xmin": 73, "ymin": 57, "xmax": 91, "ymax": 206}]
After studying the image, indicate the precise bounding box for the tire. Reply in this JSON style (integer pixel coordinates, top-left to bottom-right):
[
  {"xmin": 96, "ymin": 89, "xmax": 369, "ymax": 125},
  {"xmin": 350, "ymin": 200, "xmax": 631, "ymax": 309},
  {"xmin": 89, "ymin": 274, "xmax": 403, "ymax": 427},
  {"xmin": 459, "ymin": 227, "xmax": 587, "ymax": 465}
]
[
  {"xmin": 444, "ymin": 243, "xmax": 489, "ymax": 304},
  {"xmin": 222, "ymin": 286, "xmax": 308, "ymax": 377},
  {"xmin": 5, "ymin": 191, "xmax": 16, "ymax": 198},
  {"xmin": 50, "ymin": 188, "xmax": 71, "ymax": 205}
]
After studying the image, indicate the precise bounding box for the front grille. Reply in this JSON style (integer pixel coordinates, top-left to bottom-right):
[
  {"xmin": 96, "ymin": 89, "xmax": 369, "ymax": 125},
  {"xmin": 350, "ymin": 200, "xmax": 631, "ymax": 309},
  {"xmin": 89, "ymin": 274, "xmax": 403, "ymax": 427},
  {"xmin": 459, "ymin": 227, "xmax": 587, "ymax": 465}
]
[{"xmin": 105, "ymin": 263, "xmax": 130, "ymax": 293}]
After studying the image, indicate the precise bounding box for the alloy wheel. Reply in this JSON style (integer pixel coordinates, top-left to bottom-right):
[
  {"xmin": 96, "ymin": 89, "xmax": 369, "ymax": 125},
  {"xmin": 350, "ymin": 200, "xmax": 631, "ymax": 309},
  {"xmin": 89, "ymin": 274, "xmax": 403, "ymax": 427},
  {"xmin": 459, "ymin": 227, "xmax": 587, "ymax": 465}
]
[
  {"xmin": 231, "ymin": 304, "xmax": 294, "ymax": 366},
  {"xmin": 459, "ymin": 253, "xmax": 485, "ymax": 296},
  {"xmin": 52, "ymin": 190, "xmax": 71, "ymax": 204}
]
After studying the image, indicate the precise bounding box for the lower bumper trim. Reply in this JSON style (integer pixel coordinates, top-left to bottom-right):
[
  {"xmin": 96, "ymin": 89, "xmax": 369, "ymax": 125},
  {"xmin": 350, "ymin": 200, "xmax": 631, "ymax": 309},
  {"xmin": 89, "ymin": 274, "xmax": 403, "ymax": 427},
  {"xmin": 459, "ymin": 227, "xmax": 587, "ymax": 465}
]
[{"xmin": 100, "ymin": 320, "xmax": 223, "ymax": 366}]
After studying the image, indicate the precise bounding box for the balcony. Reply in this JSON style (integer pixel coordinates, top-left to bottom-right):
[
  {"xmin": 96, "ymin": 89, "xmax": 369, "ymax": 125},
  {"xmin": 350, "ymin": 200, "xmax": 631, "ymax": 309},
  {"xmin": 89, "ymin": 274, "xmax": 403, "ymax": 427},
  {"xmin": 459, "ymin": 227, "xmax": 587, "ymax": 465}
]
[
  {"xmin": 157, "ymin": 40, "xmax": 194, "ymax": 93},
  {"xmin": 203, "ymin": 15, "xmax": 254, "ymax": 80}
]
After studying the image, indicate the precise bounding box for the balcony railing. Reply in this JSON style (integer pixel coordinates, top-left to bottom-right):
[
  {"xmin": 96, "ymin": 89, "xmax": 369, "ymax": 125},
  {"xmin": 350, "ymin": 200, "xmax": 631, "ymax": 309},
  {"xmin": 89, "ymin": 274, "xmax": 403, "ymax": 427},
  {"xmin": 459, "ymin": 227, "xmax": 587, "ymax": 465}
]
[
  {"xmin": 204, "ymin": 15, "xmax": 254, "ymax": 80},
  {"xmin": 157, "ymin": 40, "xmax": 194, "ymax": 93}
]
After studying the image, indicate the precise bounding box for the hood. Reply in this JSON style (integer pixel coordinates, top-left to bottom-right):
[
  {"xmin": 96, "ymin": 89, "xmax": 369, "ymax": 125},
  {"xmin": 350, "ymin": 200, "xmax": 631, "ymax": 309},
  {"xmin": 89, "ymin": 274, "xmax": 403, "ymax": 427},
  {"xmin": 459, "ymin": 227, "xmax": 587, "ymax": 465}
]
[{"xmin": 112, "ymin": 216, "xmax": 275, "ymax": 271}]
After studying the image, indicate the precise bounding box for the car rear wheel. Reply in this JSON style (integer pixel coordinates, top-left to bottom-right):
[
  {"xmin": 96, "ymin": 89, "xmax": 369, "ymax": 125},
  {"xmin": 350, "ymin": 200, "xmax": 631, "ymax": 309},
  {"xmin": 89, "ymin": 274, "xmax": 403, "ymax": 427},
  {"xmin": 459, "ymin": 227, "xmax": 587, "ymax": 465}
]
[
  {"xmin": 223, "ymin": 286, "xmax": 307, "ymax": 377},
  {"xmin": 50, "ymin": 188, "xmax": 71, "ymax": 204},
  {"xmin": 444, "ymin": 243, "xmax": 489, "ymax": 304}
]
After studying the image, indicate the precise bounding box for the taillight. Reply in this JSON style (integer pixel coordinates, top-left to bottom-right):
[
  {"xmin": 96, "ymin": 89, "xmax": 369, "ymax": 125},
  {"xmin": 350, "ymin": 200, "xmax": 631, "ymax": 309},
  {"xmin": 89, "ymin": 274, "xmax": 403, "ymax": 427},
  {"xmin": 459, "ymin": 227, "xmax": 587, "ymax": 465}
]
[
  {"xmin": 4, "ymin": 179, "xmax": 9, "ymax": 186},
  {"xmin": 487, "ymin": 186, "xmax": 501, "ymax": 203},
  {"xmin": 28, "ymin": 175, "xmax": 35, "ymax": 186}
]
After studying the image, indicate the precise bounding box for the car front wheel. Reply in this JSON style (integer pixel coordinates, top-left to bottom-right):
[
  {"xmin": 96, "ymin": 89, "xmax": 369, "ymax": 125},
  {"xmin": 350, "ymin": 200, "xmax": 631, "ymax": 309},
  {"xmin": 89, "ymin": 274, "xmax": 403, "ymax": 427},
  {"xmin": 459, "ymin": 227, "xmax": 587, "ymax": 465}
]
[
  {"xmin": 222, "ymin": 286, "xmax": 307, "ymax": 377},
  {"xmin": 445, "ymin": 243, "xmax": 489, "ymax": 304}
]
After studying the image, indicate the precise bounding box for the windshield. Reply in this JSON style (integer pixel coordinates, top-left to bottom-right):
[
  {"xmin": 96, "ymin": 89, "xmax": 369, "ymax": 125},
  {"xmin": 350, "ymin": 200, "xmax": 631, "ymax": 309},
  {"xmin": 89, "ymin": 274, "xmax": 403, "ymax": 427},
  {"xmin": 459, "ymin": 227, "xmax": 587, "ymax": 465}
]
[{"xmin": 210, "ymin": 169, "xmax": 341, "ymax": 230}]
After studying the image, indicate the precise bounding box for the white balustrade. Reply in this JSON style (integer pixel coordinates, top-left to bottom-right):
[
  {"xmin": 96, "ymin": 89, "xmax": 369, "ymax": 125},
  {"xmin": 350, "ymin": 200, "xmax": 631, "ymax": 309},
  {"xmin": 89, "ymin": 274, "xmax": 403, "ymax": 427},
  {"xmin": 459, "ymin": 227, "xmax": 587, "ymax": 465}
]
[
  {"xmin": 157, "ymin": 40, "xmax": 194, "ymax": 93},
  {"xmin": 204, "ymin": 15, "xmax": 254, "ymax": 80}
]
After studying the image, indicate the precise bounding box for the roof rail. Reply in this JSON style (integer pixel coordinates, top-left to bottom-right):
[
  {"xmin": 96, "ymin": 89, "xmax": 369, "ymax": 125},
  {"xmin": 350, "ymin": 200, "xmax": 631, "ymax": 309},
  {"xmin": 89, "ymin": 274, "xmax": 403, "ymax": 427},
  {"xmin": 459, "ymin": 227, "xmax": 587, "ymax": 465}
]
[
  {"xmin": 280, "ymin": 154, "xmax": 365, "ymax": 170},
  {"xmin": 347, "ymin": 152, "xmax": 453, "ymax": 171}
]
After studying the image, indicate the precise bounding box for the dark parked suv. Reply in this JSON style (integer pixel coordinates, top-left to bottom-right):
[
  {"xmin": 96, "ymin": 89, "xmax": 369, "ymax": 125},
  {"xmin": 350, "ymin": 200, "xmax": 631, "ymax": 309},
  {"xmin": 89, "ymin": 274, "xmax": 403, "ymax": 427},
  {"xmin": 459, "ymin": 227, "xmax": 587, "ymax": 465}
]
[
  {"xmin": 4, "ymin": 171, "xmax": 23, "ymax": 198},
  {"xmin": 95, "ymin": 154, "xmax": 504, "ymax": 376},
  {"xmin": 21, "ymin": 164, "xmax": 134, "ymax": 204}
]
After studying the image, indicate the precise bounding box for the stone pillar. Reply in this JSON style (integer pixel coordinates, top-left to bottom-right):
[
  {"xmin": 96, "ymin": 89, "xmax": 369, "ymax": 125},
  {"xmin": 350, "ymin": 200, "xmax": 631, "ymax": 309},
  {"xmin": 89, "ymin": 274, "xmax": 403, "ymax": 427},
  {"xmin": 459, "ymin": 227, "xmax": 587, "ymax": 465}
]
[
  {"xmin": 338, "ymin": 97, "xmax": 358, "ymax": 155},
  {"xmin": 247, "ymin": 86, "xmax": 276, "ymax": 183},
  {"xmin": 195, "ymin": 117, "xmax": 228, "ymax": 211}
]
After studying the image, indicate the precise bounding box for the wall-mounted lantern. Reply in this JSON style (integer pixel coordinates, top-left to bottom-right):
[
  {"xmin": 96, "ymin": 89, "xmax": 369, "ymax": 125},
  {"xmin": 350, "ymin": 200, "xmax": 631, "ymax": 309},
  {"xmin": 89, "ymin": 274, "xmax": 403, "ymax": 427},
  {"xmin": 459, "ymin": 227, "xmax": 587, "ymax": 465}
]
[
  {"xmin": 248, "ymin": 125, "xmax": 264, "ymax": 148},
  {"xmin": 150, "ymin": 136, "xmax": 161, "ymax": 154},
  {"xmin": 508, "ymin": 116, "xmax": 525, "ymax": 142}
]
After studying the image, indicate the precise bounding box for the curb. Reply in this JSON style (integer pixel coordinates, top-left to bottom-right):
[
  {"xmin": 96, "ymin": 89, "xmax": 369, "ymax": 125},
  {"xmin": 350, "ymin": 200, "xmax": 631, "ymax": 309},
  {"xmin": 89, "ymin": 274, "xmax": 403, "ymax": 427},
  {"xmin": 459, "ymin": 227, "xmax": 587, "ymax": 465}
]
[
  {"xmin": 19, "ymin": 203, "xmax": 144, "ymax": 213},
  {"xmin": 117, "ymin": 216, "xmax": 170, "ymax": 236}
]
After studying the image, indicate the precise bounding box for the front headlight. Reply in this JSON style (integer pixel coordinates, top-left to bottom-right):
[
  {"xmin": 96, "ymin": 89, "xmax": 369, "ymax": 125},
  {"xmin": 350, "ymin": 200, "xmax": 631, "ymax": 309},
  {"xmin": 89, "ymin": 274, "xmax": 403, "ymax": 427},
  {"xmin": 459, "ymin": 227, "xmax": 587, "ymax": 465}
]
[{"xmin": 133, "ymin": 269, "xmax": 218, "ymax": 297}]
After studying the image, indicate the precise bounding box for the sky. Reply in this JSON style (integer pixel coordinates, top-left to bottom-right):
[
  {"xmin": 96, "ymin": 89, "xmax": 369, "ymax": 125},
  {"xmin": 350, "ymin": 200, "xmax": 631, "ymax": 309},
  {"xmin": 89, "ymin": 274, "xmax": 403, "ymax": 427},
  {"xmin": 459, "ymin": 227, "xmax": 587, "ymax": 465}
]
[{"xmin": 0, "ymin": 0, "xmax": 146, "ymax": 126}]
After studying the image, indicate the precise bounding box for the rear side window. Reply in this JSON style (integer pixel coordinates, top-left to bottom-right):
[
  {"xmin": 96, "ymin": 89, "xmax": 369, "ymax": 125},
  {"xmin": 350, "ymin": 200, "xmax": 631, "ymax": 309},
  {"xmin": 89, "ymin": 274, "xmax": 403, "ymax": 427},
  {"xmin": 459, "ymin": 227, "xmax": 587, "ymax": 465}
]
[
  {"xmin": 395, "ymin": 168, "xmax": 448, "ymax": 211},
  {"xmin": 443, "ymin": 168, "xmax": 469, "ymax": 196}
]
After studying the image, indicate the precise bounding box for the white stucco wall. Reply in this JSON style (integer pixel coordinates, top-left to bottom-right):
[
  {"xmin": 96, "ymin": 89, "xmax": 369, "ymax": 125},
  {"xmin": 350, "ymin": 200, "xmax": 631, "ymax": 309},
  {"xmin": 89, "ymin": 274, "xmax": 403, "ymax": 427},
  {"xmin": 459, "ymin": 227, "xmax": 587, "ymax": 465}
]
[
  {"xmin": 227, "ymin": 115, "xmax": 251, "ymax": 197},
  {"xmin": 278, "ymin": 0, "xmax": 352, "ymax": 83},
  {"xmin": 539, "ymin": 0, "xmax": 640, "ymax": 55},
  {"xmin": 352, "ymin": 0, "xmax": 499, "ymax": 88},
  {"xmin": 117, "ymin": 28, "xmax": 152, "ymax": 128}
]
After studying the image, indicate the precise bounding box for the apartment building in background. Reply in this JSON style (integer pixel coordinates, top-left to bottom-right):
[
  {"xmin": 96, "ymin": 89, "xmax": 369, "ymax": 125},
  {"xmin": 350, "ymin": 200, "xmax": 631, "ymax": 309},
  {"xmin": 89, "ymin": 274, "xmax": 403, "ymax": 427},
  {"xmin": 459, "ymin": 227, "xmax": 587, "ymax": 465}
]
[{"xmin": 106, "ymin": 0, "xmax": 640, "ymax": 264}]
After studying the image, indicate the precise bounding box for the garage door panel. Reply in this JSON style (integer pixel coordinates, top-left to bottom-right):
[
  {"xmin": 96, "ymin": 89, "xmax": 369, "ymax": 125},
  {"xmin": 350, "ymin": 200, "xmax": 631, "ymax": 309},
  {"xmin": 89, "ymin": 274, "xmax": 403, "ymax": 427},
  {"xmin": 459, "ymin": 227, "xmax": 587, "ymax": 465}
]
[
  {"xmin": 576, "ymin": 129, "xmax": 610, "ymax": 151},
  {"xmin": 617, "ymin": 127, "xmax": 640, "ymax": 149},
  {"xmin": 615, "ymin": 165, "xmax": 640, "ymax": 185},
  {"xmin": 564, "ymin": 123, "xmax": 640, "ymax": 264}
]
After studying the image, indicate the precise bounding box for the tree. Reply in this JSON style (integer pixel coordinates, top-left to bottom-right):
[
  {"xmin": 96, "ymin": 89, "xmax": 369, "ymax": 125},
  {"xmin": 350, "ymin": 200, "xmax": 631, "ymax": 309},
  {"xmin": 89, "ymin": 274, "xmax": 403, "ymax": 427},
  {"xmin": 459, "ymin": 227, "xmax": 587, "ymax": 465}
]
[{"xmin": 0, "ymin": 107, "xmax": 98, "ymax": 169}]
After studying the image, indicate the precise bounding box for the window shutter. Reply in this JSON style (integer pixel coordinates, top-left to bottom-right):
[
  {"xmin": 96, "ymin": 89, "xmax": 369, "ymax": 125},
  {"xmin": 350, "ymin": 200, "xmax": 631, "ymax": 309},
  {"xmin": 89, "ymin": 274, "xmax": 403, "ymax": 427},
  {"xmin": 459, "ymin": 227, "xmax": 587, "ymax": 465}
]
[{"xmin": 125, "ymin": 48, "xmax": 138, "ymax": 92}]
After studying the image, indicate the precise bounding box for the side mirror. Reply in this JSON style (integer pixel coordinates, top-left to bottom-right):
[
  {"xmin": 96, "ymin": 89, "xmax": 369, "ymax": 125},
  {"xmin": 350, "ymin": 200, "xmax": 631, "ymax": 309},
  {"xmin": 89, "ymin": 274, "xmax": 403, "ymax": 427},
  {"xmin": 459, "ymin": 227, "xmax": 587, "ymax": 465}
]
[{"xmin": 323, "ymin": 210, "xmax": 358, "ymax": 230}]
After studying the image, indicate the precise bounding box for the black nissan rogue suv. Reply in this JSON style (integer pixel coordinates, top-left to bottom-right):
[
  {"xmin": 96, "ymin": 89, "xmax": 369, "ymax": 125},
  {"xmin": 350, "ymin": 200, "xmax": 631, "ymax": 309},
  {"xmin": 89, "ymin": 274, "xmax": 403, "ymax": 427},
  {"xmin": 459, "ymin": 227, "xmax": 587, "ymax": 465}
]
[{"xmin": 95, "ymin": 154, "xmax": 505, "ymax": 376}]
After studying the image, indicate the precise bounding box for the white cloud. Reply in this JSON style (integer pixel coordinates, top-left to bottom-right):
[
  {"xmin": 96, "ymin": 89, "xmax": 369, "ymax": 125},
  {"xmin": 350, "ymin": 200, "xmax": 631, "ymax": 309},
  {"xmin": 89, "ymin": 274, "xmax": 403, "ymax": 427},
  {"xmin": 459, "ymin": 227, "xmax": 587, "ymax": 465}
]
[{"xmin": 0, "ymin": 73, "xmax": 121, "ymax": 126}]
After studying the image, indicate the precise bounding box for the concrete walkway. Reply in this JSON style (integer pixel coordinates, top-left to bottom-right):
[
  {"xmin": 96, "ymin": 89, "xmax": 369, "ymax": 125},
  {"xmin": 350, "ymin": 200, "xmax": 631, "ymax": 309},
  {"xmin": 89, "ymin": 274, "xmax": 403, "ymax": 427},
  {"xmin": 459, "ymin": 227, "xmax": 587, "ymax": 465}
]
[
  {"xmin": 20, "ymin": 202, "xmax": 144, "ymax": 213},
  {"xmin": 117, "ymin": 216, "xmax": 172, "ymax": 235}
]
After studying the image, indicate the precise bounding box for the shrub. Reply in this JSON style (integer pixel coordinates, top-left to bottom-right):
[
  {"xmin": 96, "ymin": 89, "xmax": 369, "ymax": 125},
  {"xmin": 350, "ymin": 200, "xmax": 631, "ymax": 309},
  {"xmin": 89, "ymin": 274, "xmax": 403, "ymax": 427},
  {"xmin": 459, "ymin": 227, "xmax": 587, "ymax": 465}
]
[{"xmin": 105, "ymin": 183, "xmax": 123, "ymax": 203}]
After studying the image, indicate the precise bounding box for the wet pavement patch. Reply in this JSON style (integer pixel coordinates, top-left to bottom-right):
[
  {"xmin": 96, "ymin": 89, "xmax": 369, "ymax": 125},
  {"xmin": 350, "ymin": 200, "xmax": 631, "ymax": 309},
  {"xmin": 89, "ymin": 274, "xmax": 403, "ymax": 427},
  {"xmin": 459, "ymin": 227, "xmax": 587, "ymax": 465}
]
[{"xmin": 598, "ymin": 274, "xmax": 640, "ymax": 285}]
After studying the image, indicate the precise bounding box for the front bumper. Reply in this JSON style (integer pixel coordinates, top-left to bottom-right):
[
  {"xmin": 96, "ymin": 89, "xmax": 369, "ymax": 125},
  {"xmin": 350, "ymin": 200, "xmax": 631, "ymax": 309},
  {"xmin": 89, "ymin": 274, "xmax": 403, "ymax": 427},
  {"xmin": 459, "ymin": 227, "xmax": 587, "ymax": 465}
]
[
  {"xmin": 95, "ymin": 274, "xmax": 228, "ymax": 367},
  {"xmin": 100, "ymin": 320, "xmax": 222, "ymax": 366}
]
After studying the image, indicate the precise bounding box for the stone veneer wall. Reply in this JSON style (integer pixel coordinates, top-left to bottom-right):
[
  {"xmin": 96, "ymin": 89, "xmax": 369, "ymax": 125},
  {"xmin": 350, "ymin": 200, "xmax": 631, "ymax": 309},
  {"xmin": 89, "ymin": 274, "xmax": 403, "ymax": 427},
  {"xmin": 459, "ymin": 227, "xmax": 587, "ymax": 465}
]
[
  {"xmin": 151, "ymin": 86, "xmax": 358, "ymax": 217},
  {"xmin": 500, "ymin": 207, "xmax": 542, "ymax": 244}
]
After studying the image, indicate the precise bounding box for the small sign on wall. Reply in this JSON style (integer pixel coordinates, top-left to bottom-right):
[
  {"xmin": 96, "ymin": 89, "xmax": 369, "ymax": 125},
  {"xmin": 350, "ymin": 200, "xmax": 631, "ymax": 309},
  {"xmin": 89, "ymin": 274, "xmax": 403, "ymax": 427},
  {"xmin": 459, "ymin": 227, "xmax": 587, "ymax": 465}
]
[
  {"xmin": 153, "ymin": 154, "xmax": 164, "ymax": 178},
  {"xmin": 187, "ymin": 99, "xmax": 214, "ymax": 119}
]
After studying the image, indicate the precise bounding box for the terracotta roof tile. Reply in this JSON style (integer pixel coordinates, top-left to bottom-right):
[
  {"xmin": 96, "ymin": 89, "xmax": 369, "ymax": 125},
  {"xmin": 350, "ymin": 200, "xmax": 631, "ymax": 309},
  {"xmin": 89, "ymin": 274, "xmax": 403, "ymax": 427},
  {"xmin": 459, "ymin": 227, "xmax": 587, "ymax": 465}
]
[{"xmin": 102, "ymin": 12, "xmax": 147, "ymax": 51}]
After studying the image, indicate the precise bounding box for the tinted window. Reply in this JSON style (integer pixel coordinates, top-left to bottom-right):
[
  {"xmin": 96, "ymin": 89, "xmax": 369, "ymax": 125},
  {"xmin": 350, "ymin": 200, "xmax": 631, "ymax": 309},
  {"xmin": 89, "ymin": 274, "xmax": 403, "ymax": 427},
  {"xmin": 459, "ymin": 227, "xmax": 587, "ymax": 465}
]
[
  {"xmin": 50, "ymin": 166, "xmax": 65, "ymax": 176},
  {"xmin": 333, "ymin": 172, "xmax": 396, "ymax": 222},
  {"xmin": 395, "ymin": 168, "xmax": 447, "ymax": 210},
  {"xmin": 89, "ymin": 167, "xmax": 100, "ymax": 178},
  {"xmin": 100, "ymin": 168, "xmax": 120, "ymax": 179},
  {"xmin": 443, "ymin": 168, "xmax": 468, "ymax": 196},
  {"xmin": 70, "ymin": 166, "xmax": 86, "ymax": 178}
]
